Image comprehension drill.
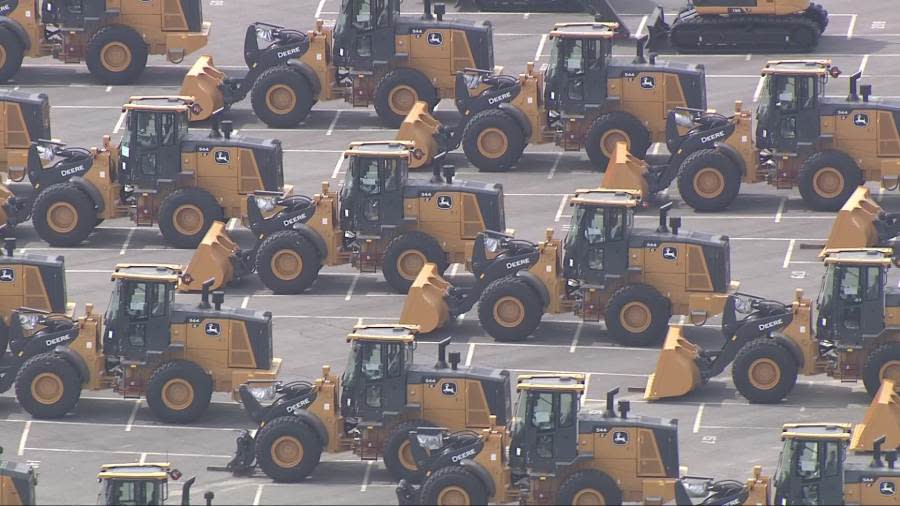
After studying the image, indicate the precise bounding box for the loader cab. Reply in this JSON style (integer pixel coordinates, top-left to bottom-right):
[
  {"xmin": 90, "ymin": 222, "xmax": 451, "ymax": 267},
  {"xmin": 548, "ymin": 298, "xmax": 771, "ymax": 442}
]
[
  {"xmin": 562, "ymin": 190, "xmax": 637, "ymax": 285},
  {"xmin": 333, "ymin": 0, "xmax": 400, "ymax": 69},
  {"xmin": 96, "ymin": 463, "xmax": 179, "ymax": 506},
  {"xmin": 815, "ymin": 250, "xmax": 890, "ymax": 346},
  {"xmin": 340, "ymin": 325, "xmax": 416, "ymax": 422},
  {"xmin": 756, "ymin": 60, "xmax": 831, "ymax": 154},
  {"xmin": 339, "ymin": 142, "xmax": 410, "ymax": 237},
  {"xmin": 545, "ymin": 24, "xmax": 614, "ymax": 115},
  {"xmin": 508, "ymin": 375, "xmax": 583, "ymax": 474},
  {"xmin": 772, "ymin": 425, "xmax": 851, "ymax": 506},
  {"xmin": 118, "ymin": 97, "xmax": 192, "ymax": 190},
  {"xmin": 103, "ymin": 265, "xmax": 179, "ymax": 362}
]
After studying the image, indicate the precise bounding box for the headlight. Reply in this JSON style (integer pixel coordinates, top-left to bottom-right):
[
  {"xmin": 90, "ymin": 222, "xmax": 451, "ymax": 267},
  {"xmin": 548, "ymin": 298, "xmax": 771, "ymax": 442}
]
[
  {"xmin": 19, "ymin": 313, "xmax": 40, "ymax": 332},
  {"xmin": 247, "ymin": 384, "xmax": 277, "ymax": 401},
  {"xmin": 256, "ymin": 28, "xmax": 273, "ymax": 41},
  {"xmin": 674, "ymin": 111, "xmax": 694, "ymax": 128},
  {"xmin": 734, "ymin": 296, "xmax": 752, "ymax": 314},
  {"xmin": 36, "ymin": 145, "xmax": 54, "ymax": 161},
  {"xmin": 484, "ymin": 236, "xmax": 500, "ymax": 253},
  {"xmin": 254, "ymin": 195, "xmax": 277, "ymax": 213},
  {"xmin": 416, "ymin": 433, "xmax": 444, "ymax": 450},
  {"xmin": 464, "ymin": 73, "xmax": 481, "ymax": 90}
]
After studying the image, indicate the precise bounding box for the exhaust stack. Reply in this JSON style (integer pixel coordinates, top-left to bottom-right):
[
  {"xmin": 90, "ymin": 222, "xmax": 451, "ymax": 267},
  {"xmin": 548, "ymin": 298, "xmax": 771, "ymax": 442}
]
[
  {"xmin": 435, "ymin": 337, "xmax": 451, "ymax": 369},
  {"xmin": 848, "ymin": 71, "xmax": 862, "ymax": 101}
]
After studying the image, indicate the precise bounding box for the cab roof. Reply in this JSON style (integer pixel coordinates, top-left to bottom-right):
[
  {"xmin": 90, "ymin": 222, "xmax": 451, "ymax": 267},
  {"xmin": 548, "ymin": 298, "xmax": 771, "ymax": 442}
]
[
  {"xmin": 517, "ymin": 374, "xmax": 586, "ymax": 393},
  {"xmin": 124, "ymin": 96, "xmax": 195, "ymax": 112},
  {"xmin": 821, "ymin": 248, "xmax": 893, "ymax": 266},
  {"xmin": 549, "ymin": 22, "xmax": 619, "ymax": 39},
  {"xmin": 761, "ymin": 60, "xmax": 833, "ymax": 77},
  {"xmin": 570, "ymin": 188, "xmax": 641, "ymax": 208},
  {"xmin": 781, "ymin": 423, "xmax": 852, "ymax": 441},
  {"xmin": 97, "ymin": 463, "xmax": 173, "ymax": 481},
  {"xmin": 112, "ymin": 264, "xmax": 183, "ymax": 283},
  {"xmin": 344, "ymin": 141, "xmax": 414, "ymax": 160},
  {"xmin": 346, "ymin": 324, "xmax": 419, "ymax": 343}
]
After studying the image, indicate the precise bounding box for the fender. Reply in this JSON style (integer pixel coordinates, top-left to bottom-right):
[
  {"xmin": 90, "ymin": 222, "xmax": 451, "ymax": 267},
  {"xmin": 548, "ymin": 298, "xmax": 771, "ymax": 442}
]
[
  {"xmin": 460, "ymin": 459, "xmax": 495, "ymax": 498},
  {"xmin": 286, "ymin": 409, "xmax": 330, "ymax": 447},
  {"xmin": 772, "ymin": 333, "xmax": 805, "ymax": 370},
  {"xmin": 53, "ymin": 346, "xmax": 90, "ymax": 384},
  {"xmin": 288, "ymin": 225, "xmax": 327, "ymax": 262},
  {"xmin": 715, "ymin": 143, "xmax": 748, "ymax": 177},
  {"xmin": 286, "ymin": 60, "xmax": 322, "ymax": 100},
  {"xmin": 0, "ymin": 17, "xmax": 30, "ymax": 51},
  {"xmin": 515, "ymin": 271, "xmax": 549, "ymax": 308},
  {"xmin": 69, "ymin": 176, "xmax": 106, "ymax": 214},
  {"xmin": 498, "ymin": 103, "xmax": 532, "ymax": 141}
]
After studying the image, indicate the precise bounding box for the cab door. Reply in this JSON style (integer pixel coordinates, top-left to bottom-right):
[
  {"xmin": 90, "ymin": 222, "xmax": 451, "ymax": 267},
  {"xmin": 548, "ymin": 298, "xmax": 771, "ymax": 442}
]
[
  {"xmin": 353, "ymin": 341, "xmax": 406, "ymax": 422},
  {"xmin": 523, "ymin": 391, "xmax": 578, "ymax": 473},
  {"xmin": 121, "ymin": 110, "xmax": 183, "ymax": 189},
  {"xmin": 335, "ymin": 0, "xmax": 396, "ymax": 69},
  {"xmin": 344, "ymin": 157, "xmax": 404, "ymax": 236},
  {"xmin": 107, "ymin": 281, "xmax": 172, "ymax": 361},
  {"xmin": 563, "ymin": 205, "xmax": 630, "ymax": 285},
  {"xmin": 756, "ymin": 74, "xmax": 820, "ymax": 153},
  {"xmin": 831, "ymin": 265, "xmax": 885, "ymax": 345}
]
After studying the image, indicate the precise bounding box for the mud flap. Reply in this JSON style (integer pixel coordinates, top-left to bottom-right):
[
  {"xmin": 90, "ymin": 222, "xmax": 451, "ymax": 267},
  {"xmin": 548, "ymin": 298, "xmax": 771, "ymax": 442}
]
[
  {"xmin": 820, "ymin": 186, "xmax": 882, "ymax": 255},
  {"xmin": 180, "ymin": 221, "xmax": 240, "ymax": 292},
  {"xmin": 397, "ymin": 102, "xmax": 443, "ymax": 171},
  {"xmin": 181, "ymin": 55, "xmax": 227, "ymax": 122},
  {"xmin": 644, "ymin": 325, "xmax": 703, "ymax": 400},
  {"xmin": 600, "ymin": 142, "xmax": 650, "ymax": 199},
  {"xmin": 849, "ymin": 379, "xmax": 899, "ymax": 452},
  {"xmin": 399, "ymin": 263, "xmax": 451, "ymax": 333}
]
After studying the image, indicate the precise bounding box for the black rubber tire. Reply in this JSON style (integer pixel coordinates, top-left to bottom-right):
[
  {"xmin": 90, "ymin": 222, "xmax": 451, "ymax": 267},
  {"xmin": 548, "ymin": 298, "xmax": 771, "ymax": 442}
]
[
  {"xmin": 255, "ymin": 230, "xmax": 322, "ymax": 294},
  {"xmin": 585, "ymin": 112, "xmax": 651, "ymax": 170},
  {"xmin": 146, "ymin": 360, "xmax": 213, "ymax": 424},
  {"xmin": 383, "ymin": 419, "xmax": 437, "ymax": 483},
  {"xmin": 382, "ymin": 231, "xmax": 448, "ymax": 294},
  {"xmin": 31, "ymin": 183, "xmax": 97, "ymax": 247},
  {"xmin": 797, "ymin": 150, "xmax": 861, "ymax": 212},
  {"xmin": 477, "ymin": 276, "xmax": 543, "ymax": 342},
  {"xmin": 0, "ymin": 27, "xmax": 25, "ymax": 83},
  {"xmin": 14, "ymin": 353, "xmax": 82, "ymax": 419},
  {"xmin": 863, "ymin": 343, "xmax": 900, "ymax": 397},
  {"xmin": 676, "ymin": 148, "xmax": 742, "ymax": 212},
  {"xmin": 157, "ymin": 187, "xmax": 223, "ymax": 249},
  {"xmin": 255, "ymin": 415, "xmax": 323, "ymax": 482},
  {"xmin": 461, "ymin": 109, "xmax": 527, "ymax": 172},
  {"xmin": 419, "ymin": 465, "xmax": 488, "ymax": 506},
  {"xmin": 374, "ymin": 68, "xmax": 438, "ymax": 128},
  {"xmin": 556, "ymin": 470, "xmax": 623, "ymax": 506},
  {"xmin": 732, "ymin": 338, "xmax": 799, "ymax": 404},
  {"xmin": 85, "ymin": 25, "xmax": 149, "ymax": 84},
  {"xmin": 604, "ymin": 283, "xmax": 671, "ymax": 347},
  {"xmin": 250, "ymin": 66, "xmax": 316, "ymax": 128}
]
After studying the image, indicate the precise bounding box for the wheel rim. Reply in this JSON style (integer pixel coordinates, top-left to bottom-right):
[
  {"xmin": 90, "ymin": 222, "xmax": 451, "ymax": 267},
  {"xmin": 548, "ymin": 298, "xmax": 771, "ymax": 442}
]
[
  {"xmin": 620, "ymin": 301, "xmax": 652, "ymax": 333},
  {"xmin": 31, "ymin": 372, "xmax": 64, "ymax": 405},
  {"xmin": 693, "ymin": 168, "xmax": 725, "ymax": 199},
  {"xmin": 493, "ymin": 296, "xmax": 525, "ymax": 328},
  {"xmin": 0, "ymin": 45, "xmax": 7, "ymax": 69},
  {"xmin": 172, "ymin": 204, "xmax": 204, "ymax": 236},
  {"xmin": 47, "ymin": 202, "xmax": 79, "ymax": 233},
  {"xmin": 436, "ymin": 486, "xmax": 470, "ymax": 506},
  {"xmin": 812, "ymin": 167, "xmax": 845, "ymax": 199},
  {"xmin": 476, "ymin": 128, "xmax": 509, "ymax": 159},
  {"xmin": 266, "ymin": 84, "xmax": 298, "ymax": 115},
  {"xmin": 161, "ymin": 378, "xmax": 195, "ymax": 411},
  {"xmin": 396, "ymin": 250, "xmax": 427, "ymax": 281},
  {"xmin": 600, "ymin": 128, "xmax": 630, "ymax": 158},
  {"xmin": 398, "ymin": 440, "xmax": 418, "ymax": 472},
  {"xmin": 271, "ymin": 435, "xmax": 304, "ymax": 468},
  {"xmin": 388, "ymin": 84, "xmax": 418, "ymax": 116},
  {"xmin": 573, "ymin": 488, "xmax": 606, "ymax": 506},
  {"xmin": 747, "ymin": 358, "xmax": 781, "ymax": 390},
  {"xmin": 270, "ymin": 249, "xmax": 303, "ymax": 281},
  {"xmin": 879, "ymin": 359, "xmax": 900, "ymax": 383},
  {"xmin": 100, "ymin": 41, "xmax": 132, "ymax": 72}
]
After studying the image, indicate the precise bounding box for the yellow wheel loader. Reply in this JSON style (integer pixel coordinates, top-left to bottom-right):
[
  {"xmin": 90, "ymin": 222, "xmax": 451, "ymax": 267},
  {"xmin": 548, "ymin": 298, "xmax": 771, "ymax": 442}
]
[
  {"xmin": 215, "ymin": 324, "xmax": 510, "ymax": 484},
  {"xmin": 5, "ymin": 264, "xmax": 280, "ymax": 423},
  {"xmin": 646, "ymin": 1, "xmax": 829, "ymax": 52},
  {"xmin": 396, "ymin": 378, "xmax": 899, "ymax": 506},
  {"xmin": 394, "ymin": 22, "xmax": 707, "ymax": 172},
  {"xmin": 24, "ymin": 96, "xmax": 291, "ymax": 248},
  {"xmin": 183, "ymin": 140, "xmax": 507, "ymax": 294},
  {"xmin": 401, "ymin": 153, "xmax": 738, "ymax": 346},
  {"xmin": 0, "ymin": 0, "xmax": 209, "ymax": 84},
  {"xmin": 0, "ymin": 447, "xmax": 36, "ymax": 506},
  {"xmin": 96, "ymin": 463, "xmax": 213, "ymax": 506},
  {"xmin": 604, "ymin": 60, "xmax": 900, "ymax": 212},
  {"xmin": 181, "ymin": 0, "xmax": 500, "ymax": 128}
]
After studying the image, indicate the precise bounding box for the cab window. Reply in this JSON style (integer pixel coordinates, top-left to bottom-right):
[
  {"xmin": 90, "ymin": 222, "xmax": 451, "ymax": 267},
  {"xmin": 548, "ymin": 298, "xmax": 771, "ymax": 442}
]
[
  {"xmin": 583, "ymin": 208, "xmax": 605, "ymax": 245},
  {"xmin": 356, "ymin": 159, "xmax": 381, "ymax": 195},
  {"xmin": 562, "ymin": 40, "xmax": 583, "ymax": 73},
  {"xmin": 838, "ymin": 266, "xmax": 862, "ymax": 303},
  {"xmin": 353, "ymin": 0, "xmax": 371, "ymax": 24},
  {"xmin": 864, "ymin": 266, "xmax": 882, "ymax": 301},
  {"xmin": 529, "ymin": 392, "xmax": 555, "ymax": 431},
  {"xmin": 558, "ymin": 392, "xmax": 575, "ymax": 427},
  {"xmin": 159, "ymin": 113, "xmax": 178, "ymax": 146},
  {"xmin": 134, "ymin": 112, "xmax": 159, "ymax": 148}
]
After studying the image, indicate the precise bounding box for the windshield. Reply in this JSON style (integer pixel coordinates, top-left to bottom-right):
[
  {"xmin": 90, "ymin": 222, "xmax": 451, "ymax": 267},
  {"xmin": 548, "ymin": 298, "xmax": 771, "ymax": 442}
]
[
  {"xmin": 774, "ymin": 439, "xmax": 794, "ymax": 490},
  {"xmin": 510, "ymin": 390, "xmax": 527, "ymax": 441},
  {"xmin": 816, "ymin": 264, "xmax": 835, "ymax": 314},
  {"xmin": 105, "ymin": 280, "xmax": 124, "ymax": 326},
  {"xmin": 341, "ymin": 342, "xmax": 361, "ymax": 390}
]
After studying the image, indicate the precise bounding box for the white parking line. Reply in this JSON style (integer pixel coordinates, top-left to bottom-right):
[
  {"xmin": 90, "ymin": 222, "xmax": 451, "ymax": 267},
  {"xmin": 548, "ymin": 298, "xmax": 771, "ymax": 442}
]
[
  {"xmin": 692, "ymin": 403, "xmax": 705, "ymax": 433},
  {"xmin": 774, "ymin": 197, "xmax": 786, "ymax": 223},
  {"xmin": 331, "ymin": 153, "xmax": 345, "ymax": 179},
  {"xmin": 554, "ymin": 195, "xmax": 569, "ymax": 222},
  {"xmin": 546, "ymin": 152, "xmax": 563, "ymax": 179},
  {"xmin": 752, "ymin": 76, "xmax": 766, "ymax": 103},
  {"xmin": 634, "ymin": 15, "xmax": 648, "ymax": 39},
  {"xmin": 465, "ymin": 342, "xmax": 476, "ymax": 367},
  {"xmin": 345, "ymin": 273, "xmax": 360, "ymax": 301},
  {"xmin": 325, "ymin": 110, "xmax": 342, "ymax": 136},
  {"xmin": 241, "ymin": 296, "xmax": 250, "ymax": 309},
  {"xmin": 782, "ymin": 239, "xmax": 796, "ymax": 269},
  {"xmin": 25, "ymin": 447, "xmax": 232, "ymax": 458},
  {"xmin": 314, "ymin": 0, "xmax": 327, "ymax": 17},
  {"xmin": 17, "ymin": 421, "xmax": 31, "ymax": 456},
  {"xmin": 360, "ymin": 460, "xmax": 374, "ymax": 492},
  {"xmin": 139, "ymin": 452, "xmax": 148, "ymax": 464},
  {"xmin": 534, "ymin": 34, "xmax": 547, "ymax": 62},
  {"xmin": 253, "ymin": 484, "xmax": 264, "ymax": 506},
  {"xmin": 119, "ymin": 227, "xmax": 136, "ymax": 255},
  {"xmin": 858, "ymin": 54, "xmax": 870, "ymax": 76},
  {"xmin": 125, "ymin": 399, "xmax": 141, "ymax": 431},
  {"xmin": 113, "ymin": 111, "xmax": 127, "ymax": 134},
  {"xmin": 847, "ymin": 14, "xmax": 858, "ymax": 39},
  {"xmin": 569, "ymin": 321, "xmax": 584, "ymax": 353}
]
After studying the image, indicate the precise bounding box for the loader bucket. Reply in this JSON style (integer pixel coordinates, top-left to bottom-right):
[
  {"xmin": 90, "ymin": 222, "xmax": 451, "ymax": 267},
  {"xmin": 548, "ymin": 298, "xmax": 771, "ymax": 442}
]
[
  {"xmin": 396, "ymin": 102, "xmax": 442, "ymax": 170},
  {"xmin": 644, "ymin": 326, "xmax": 702, "ymax": 401},
  {"xmin": 849, "ymin": 379, "xmax": 899, "ymax": 452},
  {"xmin": 181, "ymin": 55, "xmax": 227, "ymax": 122},
  {"xmin": 600, "ymin": 142, "xmax": 649, "ymax": 199},
  {"xmin": 820, "ymin": 186, "xmax": 881, "ymax": 255},
  {"xmin": 179, "ymin": 221, "xmax": 239, "ymax": 292},
  {"xmin": 399, "ymin": 263, "xmax": 451, "ymax": 333}
]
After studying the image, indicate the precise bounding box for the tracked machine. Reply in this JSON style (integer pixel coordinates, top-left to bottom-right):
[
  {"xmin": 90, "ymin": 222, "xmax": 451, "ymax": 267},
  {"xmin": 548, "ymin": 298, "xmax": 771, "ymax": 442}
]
[
  {"xmin": 647, "ymin": 1, "xmax": 829, "ymax": 53},
  {"xmin": 218, "ymin": 324, "xmax": 510, "ymax": 484},
  {"xmin": 0, "ymin": 0, "xmax": 209, "ymax": 84},
  {"xmin": 184, "ymin": 140, "xmax": 506, "ymax": 294},
  {"xmin": 181, "ymin": 0, "xmax": 499, "ymax": 128},
  {"xmin": 604, "ymin": 60, "xmax": 900, "ymax": 211},
  {"xmin": 401, "ymin": 151, "xmax": 738, "ymax": 346}
]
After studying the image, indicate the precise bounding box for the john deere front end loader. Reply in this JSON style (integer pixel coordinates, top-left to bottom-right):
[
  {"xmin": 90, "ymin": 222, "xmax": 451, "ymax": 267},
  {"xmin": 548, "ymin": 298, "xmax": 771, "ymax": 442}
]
[
  {"xmin": 181, "ymin": 0, "xmax": 498, "ymax": 128},
  {"xmin": 96, "ymin": 463, "xmax": 207, "ymax": 506},
  {"xmin": 0, "ymin": 0, "xmax": 209, "ymax": 84}
]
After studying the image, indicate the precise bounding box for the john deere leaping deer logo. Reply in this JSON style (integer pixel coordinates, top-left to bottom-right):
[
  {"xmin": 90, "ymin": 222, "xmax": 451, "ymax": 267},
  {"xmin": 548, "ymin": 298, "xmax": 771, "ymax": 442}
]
[
  {"xmin": 214, "ymin": 150, "xmax": 230, "ymax": 164},
  {"xmin": 612, "ymin": 431, "xmax": 629, "ymax": 445},
  {"xmin": 437, "ymin": 195, "xmax": 453, "ymax": 209},
  {"xmin": 853, "ymin": 113, "xmax": 869, "ymax": 127},
  {"xmin": 427, "ymin": 32, "xmax": 443, "ymax": 46},
  {"xmin": 662, "ymin": 247, "xmax": 678, "ymax": 261},
  {"xmin": 0, "ymin": 268, "xmax": 13, "ymax": 282},
  {"xmin": 205, "ymin": 322, "xmax": 221, "ymax": 336},
  {"xmin": 640, "ymin": 76, "xmax": 656, "ymax": 90},
  {"xmin": 882, "ymin": 481, "xmax": 896, "ymax": 497},
  {"xmin": 441, "ymin": 382, "xmax": 457, "ymax": 396}
]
